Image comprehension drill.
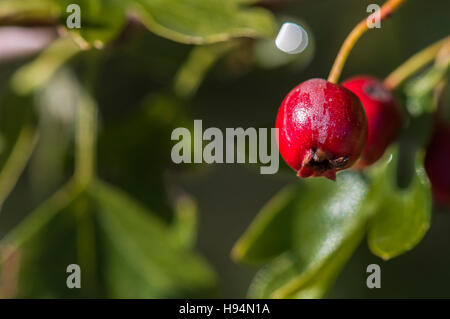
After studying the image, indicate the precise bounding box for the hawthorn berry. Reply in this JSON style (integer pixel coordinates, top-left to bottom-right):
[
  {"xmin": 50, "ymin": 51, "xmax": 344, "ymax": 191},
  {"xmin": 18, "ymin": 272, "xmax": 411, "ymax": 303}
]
[
  {"xmin": 276, "ymin": 78, "xmax": 367, "ymax": 180},
  {"xmin": 342, "ymin": 76, "xmax": 402, "ymax": 168},
  {"xmin": 425, "ymin": 123, "xmax": 450, "ymax": 206}
]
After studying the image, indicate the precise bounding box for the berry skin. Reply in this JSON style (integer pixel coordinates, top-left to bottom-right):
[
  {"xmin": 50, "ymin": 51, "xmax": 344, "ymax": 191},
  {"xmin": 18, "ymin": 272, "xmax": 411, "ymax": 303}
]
[
  {"xmin": 276, "ymin": 78, "xmax": 367, "ymax": 180},
  {"xmin": 342, "ymin": 76, "xmax": 402, "ymax": 168},
  {"xmin": 425, "ymin": 123, "xmax": 450, "ymax": 206}
]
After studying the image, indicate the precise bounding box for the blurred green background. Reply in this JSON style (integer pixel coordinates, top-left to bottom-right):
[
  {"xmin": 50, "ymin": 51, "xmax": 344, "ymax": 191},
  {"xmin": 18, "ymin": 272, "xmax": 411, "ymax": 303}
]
[{"xmin": 0, "ymin": 0, "xmax": 449, "ymax": 298}]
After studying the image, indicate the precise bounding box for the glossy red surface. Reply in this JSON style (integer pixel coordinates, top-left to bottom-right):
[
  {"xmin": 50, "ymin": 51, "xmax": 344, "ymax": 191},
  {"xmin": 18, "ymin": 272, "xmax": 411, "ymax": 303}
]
[
  {"xmin": 425, "ymin": 123, "xmax": 450, "ymax": 206},
  {"xmin": 276, "ymin": 78, "xmax": 367, "ymax": 180},
  {"xmin": 342, "ymin": 76, "xmax": 402, "ymax": 168}
]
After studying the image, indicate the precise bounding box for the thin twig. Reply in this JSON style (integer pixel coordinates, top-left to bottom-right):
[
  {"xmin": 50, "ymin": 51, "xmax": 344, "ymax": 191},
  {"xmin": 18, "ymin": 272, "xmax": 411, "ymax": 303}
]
[
  {"xmin": 328, "ymin": 0, "xmax": 406, "ymax": 84},
  {"xmin": 384, "ymin": 36, "xmax": 450, "ymax": 89}
]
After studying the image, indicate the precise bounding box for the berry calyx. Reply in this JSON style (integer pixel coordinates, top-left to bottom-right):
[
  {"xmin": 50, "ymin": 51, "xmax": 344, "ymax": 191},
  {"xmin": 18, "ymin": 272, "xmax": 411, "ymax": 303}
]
[
  {"xmin": 425, "ymin": 123, "xmax": 450, "ymax": 206},
  {"xmin": 342, "ymin": 76, "xmax": 402, "ymax": 168},
  {"xmin": 276, "ymin": 78, "xmax": 367, "ymax": 180}
]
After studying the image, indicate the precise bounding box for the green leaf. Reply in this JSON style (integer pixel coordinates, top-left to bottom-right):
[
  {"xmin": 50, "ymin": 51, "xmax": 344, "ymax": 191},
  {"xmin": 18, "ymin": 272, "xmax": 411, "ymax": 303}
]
[
  {"xmin": 131, "ymin": 0, "xmax": 276, "ymax": 44},
  {"xmin": 249, "ymin": 225, "xmax": 364, "ymax": 299},
  {"xmin": 367, "ymin": 149, "xmax": 432, "ymax": 260},
  {"xmin": 290, "ymin": 172, "xmax": 369, "ymax": 266},
  {"xmin": 236, "ymin": 171, "xmax": 371, "ymax": 298},
  {"xmin": 232, "ymin": 186, "xmax": 298, "ymax": 265},
  {"xmin": 90, "ymin": 181, "xmax": 218, "ymax": 298}
]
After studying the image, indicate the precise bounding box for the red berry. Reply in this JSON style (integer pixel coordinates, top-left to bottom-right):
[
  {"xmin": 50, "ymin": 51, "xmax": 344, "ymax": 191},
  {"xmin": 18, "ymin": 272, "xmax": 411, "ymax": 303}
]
[
  {"xmin": 425, "ymin": 123, "xmax": 450, "ymax": 206},
  {"xmin": 276, "ymin": 78, "xmax": 367, "ymax": 180},
  {"xmin": 342, "ymin": 76, "xmax": 402, "ymax": 168}
]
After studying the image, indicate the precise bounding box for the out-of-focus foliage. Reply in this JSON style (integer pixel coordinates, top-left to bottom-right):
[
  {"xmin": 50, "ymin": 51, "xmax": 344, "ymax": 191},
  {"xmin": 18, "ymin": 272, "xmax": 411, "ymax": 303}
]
[
  {"xmin": 405, "ymin": 56, "xmax": 450, "ymax": 116},
  {"xmin": 174, "ymin": 42, "xmax": 237, "ymax": 98},
  {"xmin": 233, "ymin": 147, "xmax": 432, "ymax": 298},
  {"xmin": 0, "ymin": 0, "xmax": 276, "ymax": 46},
  {"xmin": 1, "ymin": 180, "xmax": 217, "ymax": 298},
  {"xmin": 0, "ymin": 71, "xmax": 219, "ymax": 297},
  {"xmin": 0, "ymin": 0, "xmax": 281, "ymax": 298},
  {"xmin": 11, "ymin": 37, "xmax": 82, "ymax": 95},
  {"xmin": 132, "ymin": 0, "xmax": 276, "ymax": 44},
  {"xmin": 0, "ymin": 0, "xmax": 61, "ymax": 23},
  {"xmin": 0, "ymin": 0, "xmax": 126, "ymax": 47}
]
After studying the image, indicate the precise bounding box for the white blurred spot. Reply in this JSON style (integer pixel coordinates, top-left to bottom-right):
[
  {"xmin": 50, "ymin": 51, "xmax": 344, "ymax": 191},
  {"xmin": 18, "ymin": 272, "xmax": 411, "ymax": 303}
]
[
  {"xmin": 275, "ymin": 22, "xmax": 308, "ymax": 54},
  {"xmin": 0, "ymin": 27, "xmax": 56, "ymax": 62}
]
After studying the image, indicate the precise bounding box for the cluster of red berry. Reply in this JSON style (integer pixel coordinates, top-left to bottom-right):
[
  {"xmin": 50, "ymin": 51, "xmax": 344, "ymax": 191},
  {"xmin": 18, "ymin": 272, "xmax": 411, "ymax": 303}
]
[
  {"xmin": 273, "ymin": 0, "xmax": 450, "ymax": 206},
  {"xmin": 275, "ymin": 75, "xmax": 449, "ymax": 205}
]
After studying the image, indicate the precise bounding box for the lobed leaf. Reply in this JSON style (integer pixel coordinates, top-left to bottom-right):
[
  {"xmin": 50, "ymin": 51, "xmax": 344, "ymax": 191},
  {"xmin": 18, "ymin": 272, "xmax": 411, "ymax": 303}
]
[
  {"xmin": 0, "ymin": 180, "xmax": 218, "ymax": 298},
  {"xmin": 367, "ymin": 149, "xmax": 432, "ymax": 260},
  {"xmin": 90, "ymin": 181, "xmax": 218, "ymax": 298}
]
